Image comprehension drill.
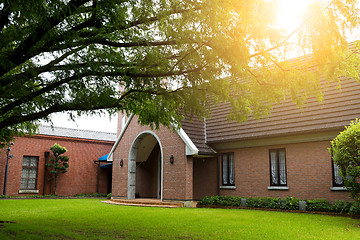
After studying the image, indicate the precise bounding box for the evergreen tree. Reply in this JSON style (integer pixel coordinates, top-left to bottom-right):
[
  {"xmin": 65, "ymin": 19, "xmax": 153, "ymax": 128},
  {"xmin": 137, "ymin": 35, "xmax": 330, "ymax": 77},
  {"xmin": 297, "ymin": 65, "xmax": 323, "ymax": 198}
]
[{"xmin": 47, "ymin": 143, "xmax": 69, "ymax": 195}]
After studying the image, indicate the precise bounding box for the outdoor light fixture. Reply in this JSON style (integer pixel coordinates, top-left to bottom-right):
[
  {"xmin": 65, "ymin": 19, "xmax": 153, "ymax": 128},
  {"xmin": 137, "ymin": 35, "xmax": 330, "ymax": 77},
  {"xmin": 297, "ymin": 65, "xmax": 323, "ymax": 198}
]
[
  {"xmin": 170, "ymin": 155, "xmax": 174, "ymax": 164},
  {"xmin": 3, "ymin": 142, "xmax": 14, "ymax": 195},
  {"xmin": 120, "ymin": 159, "xmax": 123, "ymax": 167}
]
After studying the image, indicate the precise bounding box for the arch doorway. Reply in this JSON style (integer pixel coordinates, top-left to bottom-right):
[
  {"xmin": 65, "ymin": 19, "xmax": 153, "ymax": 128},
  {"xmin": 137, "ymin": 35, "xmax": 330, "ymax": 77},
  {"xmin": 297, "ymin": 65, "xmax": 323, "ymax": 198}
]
[{"xmin": 127, "ymin": 131, "xmax": 163, "ymax": 200}]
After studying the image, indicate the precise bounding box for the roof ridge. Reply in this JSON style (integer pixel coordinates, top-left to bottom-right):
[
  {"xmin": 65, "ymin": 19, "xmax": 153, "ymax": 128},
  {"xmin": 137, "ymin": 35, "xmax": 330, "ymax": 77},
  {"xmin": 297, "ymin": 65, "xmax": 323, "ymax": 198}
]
[{"xmin": 39, "ymin": 124, "xmax": 116, "ymax": 135}]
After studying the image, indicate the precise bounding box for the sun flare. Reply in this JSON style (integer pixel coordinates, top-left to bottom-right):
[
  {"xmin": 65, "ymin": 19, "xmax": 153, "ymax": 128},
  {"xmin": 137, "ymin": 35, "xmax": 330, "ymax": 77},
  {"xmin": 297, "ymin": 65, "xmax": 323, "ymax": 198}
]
[{"xmin": 275, "ymin": 0, "xmax": 315, "ymax": 34}]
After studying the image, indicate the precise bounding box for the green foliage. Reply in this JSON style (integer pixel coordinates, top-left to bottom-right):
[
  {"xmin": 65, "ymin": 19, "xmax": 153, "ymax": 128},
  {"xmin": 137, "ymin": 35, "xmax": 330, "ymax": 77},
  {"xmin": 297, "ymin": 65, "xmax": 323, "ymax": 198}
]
[
  {"xmin": 246, "ymin": 197, "xmax": 300, "ymax": 210},
  {"xmin": 330, "ymin": 119, "xmax": 360, "ymax": 200},
  {"xmin": 198, "ymin": 196, "xmax": 360, "ymax": 216},
  {"xmin": 349, "ymin": 201, "xmax": 360, "ymax": 215},
  {"xmin": 46, "ymin": 143, "xmax": 70, "ymax": 195},
  {"xmin": 306, "ymin": 199, "xmax": 332, "ymax": 212},
  {"xmin": 199, "ymin": 196, "xmax": 299, "ymax": 210},
  {"xmin": 107, "ymin": 193, "xmax": 112, "ymax": 199},
  {"xmin": 0, "ymin": 0, "xmax": 360, "ymax": 145},
  {"xmin": 331, "ymin": 200, "xmax": 353, "ymax": 213},
  {"xmin": 72, "ymin": 193, "xmax": 108, "ymax": 198},
  {"xmin": 198, "ymin": 196, "xmax": 243, "ymax": 206}
]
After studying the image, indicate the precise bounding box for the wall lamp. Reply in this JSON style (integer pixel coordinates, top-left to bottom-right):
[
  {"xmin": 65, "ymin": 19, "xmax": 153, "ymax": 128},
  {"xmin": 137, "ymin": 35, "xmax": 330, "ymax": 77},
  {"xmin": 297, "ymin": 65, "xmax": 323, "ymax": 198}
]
[
  {"xmin": 120, "ymin": 159, "xmax": 124, "ymax": 167},
  {"xmin": 170, "ymin": 155, "xmax": 174, "ymax": 164}
]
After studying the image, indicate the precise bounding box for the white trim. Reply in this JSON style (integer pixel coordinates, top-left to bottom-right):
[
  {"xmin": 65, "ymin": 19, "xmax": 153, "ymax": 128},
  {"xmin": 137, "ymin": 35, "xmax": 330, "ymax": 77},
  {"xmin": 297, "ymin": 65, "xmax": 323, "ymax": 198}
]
[
  {"xmin": 330, "ymin": 187, "xmax": 348, "ymax": 191},
  {"xmin": 175, "ymin": 127, "xmax": 199, "ymax": 156},
  {"xmin": 107, "ymin": 114, "xmax": 134, "ymax": 162},
  {"xmin": 267, "ymin": 186, "xmax": 289, "ymax": 190},
  {"xmin": 18, "ymin": 189, "xmax": 39, "ymax": 194},
  {"xmin": 220, "ymin": 186, "xmax": 236, "ymax": 190}
]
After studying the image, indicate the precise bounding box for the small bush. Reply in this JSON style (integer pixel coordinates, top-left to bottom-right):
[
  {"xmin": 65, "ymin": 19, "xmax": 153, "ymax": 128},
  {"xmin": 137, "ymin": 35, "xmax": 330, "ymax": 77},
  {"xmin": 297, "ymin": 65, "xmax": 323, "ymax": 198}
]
[
  {"xmin": 306, "ymin": 199, "xmax": 332, "ymax": 212},
  {"xmin": 72, "ymin": 193, "xmax": 107, "ymax": 198},
  {"xmin": 197, "ymin": 196, "xmax": 356, "ymax": 215},
  {"xmin": 349, "ymin": 201, "xmax": 360, "ymax": 216},
  {"xmin": 331, "ymin": 200, "xmax": 352, "ymax": 213},
  {"xmin": 107, "ymin": 193, "xmax": 112, "ymax": 199}
]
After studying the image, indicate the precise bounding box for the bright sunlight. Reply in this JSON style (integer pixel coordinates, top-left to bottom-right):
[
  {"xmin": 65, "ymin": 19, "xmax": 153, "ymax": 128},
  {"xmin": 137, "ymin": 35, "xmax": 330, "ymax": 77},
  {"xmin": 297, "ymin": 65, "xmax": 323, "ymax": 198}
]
[{"xmin": 276, "ymin": 0, "xmax": 316, "ymax": 34}]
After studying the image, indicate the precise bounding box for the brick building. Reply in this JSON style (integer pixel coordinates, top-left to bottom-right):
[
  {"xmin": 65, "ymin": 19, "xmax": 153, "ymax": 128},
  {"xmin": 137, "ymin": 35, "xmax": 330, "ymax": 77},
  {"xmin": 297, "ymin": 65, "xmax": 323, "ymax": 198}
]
[
  {"xmin": 109, "ymin": 77, "xmax": 360, "ymax": 206},
  {"xmin": 0, "ymin": 125, "xmax": 116, "ymax": 196}
]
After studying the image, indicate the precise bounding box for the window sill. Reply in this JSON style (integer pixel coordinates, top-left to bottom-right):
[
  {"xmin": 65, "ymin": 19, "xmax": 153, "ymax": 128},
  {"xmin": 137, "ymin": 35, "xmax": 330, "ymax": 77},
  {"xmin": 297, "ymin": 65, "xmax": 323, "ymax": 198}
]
[
  {"xmin": 18, "ymin": 190, "xmax": 39, "ymax": 194},
  {"xmin": 267, "ymin": 186, "xmax": 288, "ymax": 190},
  {"xmin": 220, "ymin": 186, "xmax": 236, "ymax": 190},
  {"xmin": 330, "ymin": 187, "xmax": 348, "ymax": 191}
]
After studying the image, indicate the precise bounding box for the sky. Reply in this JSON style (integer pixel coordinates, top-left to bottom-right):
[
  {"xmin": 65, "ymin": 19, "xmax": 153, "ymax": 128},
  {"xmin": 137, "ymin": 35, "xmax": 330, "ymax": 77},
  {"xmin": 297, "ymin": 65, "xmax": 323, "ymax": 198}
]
[{"xmin": 41, "ymin": 112, "xmax": 118, "ymax": 133}]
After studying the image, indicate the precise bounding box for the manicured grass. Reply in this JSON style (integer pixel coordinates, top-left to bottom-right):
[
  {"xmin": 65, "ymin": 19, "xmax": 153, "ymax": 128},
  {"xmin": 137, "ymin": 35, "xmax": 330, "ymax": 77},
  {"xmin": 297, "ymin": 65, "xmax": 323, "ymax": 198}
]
[{"xmin": 0, "ymin": 199, "xmax": 359, "ymax": 239}]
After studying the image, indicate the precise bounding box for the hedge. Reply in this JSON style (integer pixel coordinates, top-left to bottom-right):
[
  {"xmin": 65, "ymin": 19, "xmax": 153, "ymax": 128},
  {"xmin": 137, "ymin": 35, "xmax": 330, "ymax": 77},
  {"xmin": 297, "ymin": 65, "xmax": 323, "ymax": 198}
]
[{"xmin": 198, "ymin": 196, "xmax": 360, "ymax": 216}]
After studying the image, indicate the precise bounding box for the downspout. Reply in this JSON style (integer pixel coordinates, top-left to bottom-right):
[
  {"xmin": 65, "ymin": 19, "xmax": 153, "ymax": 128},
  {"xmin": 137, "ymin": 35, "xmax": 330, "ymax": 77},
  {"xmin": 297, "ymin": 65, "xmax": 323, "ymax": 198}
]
[
  {"xmin": 94, "ymin": 160, "xmax": 100, "ymax": 193},
  {"xmin": 97, "ymin": 162, "xmax": 100, "ymax": 193},
  {"xmin": 43, "ymin": 152, "xmax": 49, "ymax": 195},
  {"xmin": 217, "ymin": 154, "xmax": 220, "ymax": 196}
]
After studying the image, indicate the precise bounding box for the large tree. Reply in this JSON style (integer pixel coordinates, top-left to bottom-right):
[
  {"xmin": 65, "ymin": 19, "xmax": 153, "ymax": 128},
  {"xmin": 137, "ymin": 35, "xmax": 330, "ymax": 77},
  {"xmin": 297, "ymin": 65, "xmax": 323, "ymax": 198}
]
[{"xmin": 0, "ymin": 0, "xmax": 359, "ymax": 146}]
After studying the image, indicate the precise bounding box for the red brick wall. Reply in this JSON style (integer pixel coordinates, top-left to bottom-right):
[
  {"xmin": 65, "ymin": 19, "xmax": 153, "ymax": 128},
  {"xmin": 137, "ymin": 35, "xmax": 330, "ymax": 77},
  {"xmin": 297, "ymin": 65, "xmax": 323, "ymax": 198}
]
[
  {"xmin": 112, "ymin": 115, "xmax": 193, "ymax": 201},
  {"xmin": 219, "ymin": 140, "xmax": 351, "ymax": 202},
  {"xmin": 0, "ymin": 135, "xmax": 113, "ymax": 196},
  {"xmin": 193, "ymin": 157, "xmax": 218, "ymax": 200},
  {"xmin": 135, "ymin": 144, "xmax": 160, "ymax": 198}
]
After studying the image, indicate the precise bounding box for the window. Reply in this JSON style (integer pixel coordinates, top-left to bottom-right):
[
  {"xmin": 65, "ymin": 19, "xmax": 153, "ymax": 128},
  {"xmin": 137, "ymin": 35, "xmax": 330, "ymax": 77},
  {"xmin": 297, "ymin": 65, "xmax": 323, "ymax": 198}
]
[
  {"xmin": 269, "ymin": 149, "xmax": 287, "ymax": 186},
  {"xmin": 222, "ymin": 153, "xmax": 235, "ymax": 186},
  {"xmin": 21, "ymin": 156, "xmax": 39, "ymax": 190},
  {"xmin": 332, "ymin": 161, "xmax": 343, "ymax": 187},
  {"xmin": 332, "ymin": 160, "xmax": 346, "ymax": 187}
]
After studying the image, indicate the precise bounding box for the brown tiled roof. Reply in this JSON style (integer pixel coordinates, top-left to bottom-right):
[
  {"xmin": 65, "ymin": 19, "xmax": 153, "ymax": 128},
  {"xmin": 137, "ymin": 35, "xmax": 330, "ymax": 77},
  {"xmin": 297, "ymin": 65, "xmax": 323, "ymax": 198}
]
[
  {"xmin": 206, "ymin": 77, "xmax": 360, "ymax": 143},
  {"xmin": 180, "ymin": 42, "xmax": 360, "ymax": 150},
  {"xmin": 181, "ymin": 77, "xmax": 360, "ymax": 152},
  {"xmin": 181, "ymin": 116, "xmax": 216, "ymax": 155}
]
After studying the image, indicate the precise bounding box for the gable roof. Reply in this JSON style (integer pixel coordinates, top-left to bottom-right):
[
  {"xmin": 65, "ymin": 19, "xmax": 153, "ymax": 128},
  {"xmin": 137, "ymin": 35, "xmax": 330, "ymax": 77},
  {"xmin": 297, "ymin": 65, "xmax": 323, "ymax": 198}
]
[
  {"xmin": 177, "ymin": 76, "xmax": 360, "ymax": 151},
  {"xmin": 181, "ymin": 116, "xmax": 215, "ymax": 155},
  {"xmin": 38, "ymin": 125, "xmax": 117, "ymax": 142},
  {"xmin": 205, "ymin": 77, "xmax": 360, "ymax": 144}
]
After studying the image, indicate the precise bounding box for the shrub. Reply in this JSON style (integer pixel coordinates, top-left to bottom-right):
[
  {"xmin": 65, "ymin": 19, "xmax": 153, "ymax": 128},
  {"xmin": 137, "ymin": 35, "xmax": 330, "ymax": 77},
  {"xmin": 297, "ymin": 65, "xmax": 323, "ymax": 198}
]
[
  {"xmin": 330, "ymin": 119, "xmax": 360, "ymax": 201},
  {"xmin": 305, "ymin": 199, "xmax": 332, "ymax": 212},
  {"xmin": 107, "ymin": 193, "xmax": 112, "ymax": 199},
  {"xmin": 349, "ymin": 201, "xmax": 360, "ymax": 216},
  {"xmin": 197, "ymin": 195, "xmax": 359, "ymax": 216},
  {"xmin": 72, "ymin": 193, "xmax": 107, "ymax": 198},
  {"xmin": 331, "ymin": 200, "xmax": 352, "ymax": 213}
]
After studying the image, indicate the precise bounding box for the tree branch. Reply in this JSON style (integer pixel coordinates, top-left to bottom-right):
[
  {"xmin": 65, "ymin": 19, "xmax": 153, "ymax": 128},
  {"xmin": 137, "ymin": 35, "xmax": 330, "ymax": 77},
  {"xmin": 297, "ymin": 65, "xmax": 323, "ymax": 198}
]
[
  {"xmin": 0, "ymin": 46, "xmax": 85, "ymax": 88},
  {"xmin": 0, "ymin": 0, "xmax": 11, "ymax": 32},
  {"xmin": 0, "ymin": 67, "xmax": 203, "ymax": 116},
  {"xmin": 1, "ymin": 0, "xmax": 89, "ymax": 76},
  {"xmin": 0, "ymin": 101, "xmax": 122, "ymax": 130},
  {"xmin": 48, "ymin": 38, "xmax": 179, "ymax": 52}
]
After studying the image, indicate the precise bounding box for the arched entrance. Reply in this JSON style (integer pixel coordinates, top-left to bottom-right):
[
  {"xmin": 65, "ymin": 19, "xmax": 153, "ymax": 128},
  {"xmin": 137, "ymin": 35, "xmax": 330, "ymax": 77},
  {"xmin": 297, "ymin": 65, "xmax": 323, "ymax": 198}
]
[{"xmin": 127, "ymin": 131, "xmax": 163, "ymax": 200}]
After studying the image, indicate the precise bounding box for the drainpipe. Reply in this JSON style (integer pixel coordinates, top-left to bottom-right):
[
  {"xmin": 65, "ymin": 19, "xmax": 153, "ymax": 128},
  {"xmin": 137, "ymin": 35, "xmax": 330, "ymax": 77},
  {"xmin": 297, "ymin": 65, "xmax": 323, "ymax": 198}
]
[
  {"xmin": 94, "ymin": 160, "xmax": 100, "ymax": 193},
  {"xmin": 217, "ymin": 154, "xmax": 220, "ymax": 196},
  {"xmin": 43, "ymin": 152, "xmax": 49, "ymax": 195}
]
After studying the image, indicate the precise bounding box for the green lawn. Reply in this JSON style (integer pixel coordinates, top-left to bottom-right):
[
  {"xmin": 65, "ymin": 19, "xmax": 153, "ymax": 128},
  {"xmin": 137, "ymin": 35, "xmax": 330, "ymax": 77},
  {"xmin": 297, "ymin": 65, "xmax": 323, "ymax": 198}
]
[{"xmin": 0, "ymin": 199, "xmax": 359, "ymax": 239}]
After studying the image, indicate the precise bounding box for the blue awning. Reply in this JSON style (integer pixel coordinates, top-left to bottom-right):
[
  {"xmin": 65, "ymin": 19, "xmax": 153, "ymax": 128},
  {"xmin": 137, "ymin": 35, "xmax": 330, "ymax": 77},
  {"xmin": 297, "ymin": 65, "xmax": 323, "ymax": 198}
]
[
  {"xmin": 98, "ymin": 154, "xmax": 109, "ymax": 161},
  {"xmin": 100, "ymin": 163, "xmax": 113, "ymax": 169}
]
